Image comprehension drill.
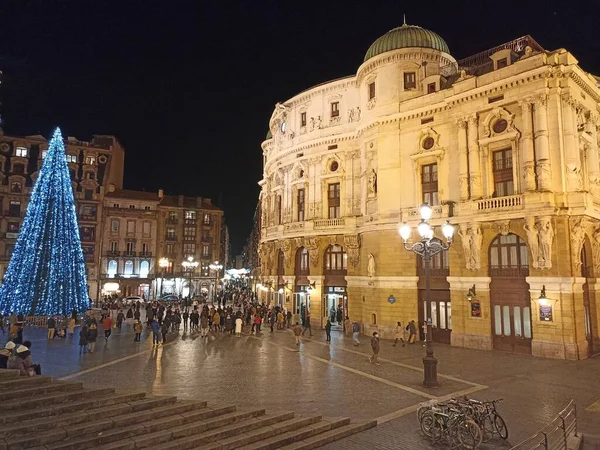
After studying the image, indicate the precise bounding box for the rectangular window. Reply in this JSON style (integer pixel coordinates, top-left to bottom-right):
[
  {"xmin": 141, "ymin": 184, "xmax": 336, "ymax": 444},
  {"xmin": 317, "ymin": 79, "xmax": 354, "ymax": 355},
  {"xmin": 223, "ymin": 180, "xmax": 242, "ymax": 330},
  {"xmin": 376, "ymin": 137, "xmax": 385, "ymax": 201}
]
[
  {"xmin": 330, "ymin": 102, "xmax": 339, "ymax": 118},
  {"xmin": 276, "ymin": 195, "xmax": 282, "ymax": 225},
  {"xmin": 494, "ymin": 305, "xmax": 502, "ymax": 335},
  {"xmin": 85, "ymin": 155, "xmax": 96, "ymax": 165},
  {"xmin": 166, "ymin": 227, "xmax": 176, "ymax": 239},
  {"xmin": 404, "ymin": 72, "xmax": 416, "ymax": 90},
  {"xmin": 297, "ymin": 188, "xmax": 305, "ymax": 222},
  {"xmin": 110, "ymin": 241, "xmax": 118, "ymax": 252},
  {"xmin": 84, "ymin": 189, "xmax": 93, "ymax": 200},
  {"xmin": 493, "ymin": 149, "xmax": 514, "ymax": 197},
  {"xmin": 79, "ymin": 204, "xmax": 97, "ymax": 220},
  {"xmin": 144, "ymin": 206, "xmax": 151, "ymax": 210},
  {"xmin": 184, "ymin": 226, "xmax": 196, "ymax": 241},
  {"xmin": 126, "ymin": 241, "xmax": 135, "ymax": 254},
  {"xmin": 202, "ymin": 244, "xmax": 209, "ymax": 257},
  {"xmin": 183, "ymin": 243, "xmax": 196, "ymax": 256},
  {"xmin": 368, "ymin": 82, "xmax": 376, "ymax": 100},
  {"xmin": 427, "ymin": 82, "xmax": 436, "ymax": 94},
  {"xmin": 142, "ymin": 242, "xmax": 149, "ymax": 254},
  {"xmin": 300, "ymin": 112, "xmax": 307, "ymax": 127},
  {"xmin": 126, "ymin": 220, "xmax": 135, "ymax": 235},
  {"xmin": 497, "ymin": 58, "xmax": 508, "ymax": 69},
  {"xmin": 166, "ymin": 243, "xmax": 174, "ymax": 255},
  {"xmin": 203, "ymin": 214, "xmax": 211, "ymax": 225},
  {"xmin": 80, "ymin": 226, "xmax": 95, "ymax": 242},
  {"xmin": 12, "ymin": 164, "xmax": 24, "ymax": 175},
  {"xmin": 8, "ymin": 201, "xmax": 21, "ymax": 217},
  {"xmin": 502, "ymin": 305, "xmax": 511, "ymax": 336},
  {"xmin": 185, "ymin": 210, "xmax": 196, "ymax": 220},
  {"xmin": 523, "ymin": 307, "xmax": 532, "ymax": 338},
  {"xmin": 421, "ymin": 163, "xmax": 439, "ymax": 206},
  {"xmin": 328, "ymin": 183, "xmax": 341, "ymax": 219},
  {"xmin": 513, "ymin": 306, "xmax": 522, "ymax": 337},
  {"xmin": 111, "ymin": 220, "xmax": 119, "ymax": 234},
  {"xmin": 15, "ymin": 147, "xmax": 28, "ymax": 158},
  {"xmin": 142, "ymin": 222, "xmax": 151, "ymax": 237},
  {"xmin": 66, "ymin": 154, "xmax": 77, "ymax": 163}
]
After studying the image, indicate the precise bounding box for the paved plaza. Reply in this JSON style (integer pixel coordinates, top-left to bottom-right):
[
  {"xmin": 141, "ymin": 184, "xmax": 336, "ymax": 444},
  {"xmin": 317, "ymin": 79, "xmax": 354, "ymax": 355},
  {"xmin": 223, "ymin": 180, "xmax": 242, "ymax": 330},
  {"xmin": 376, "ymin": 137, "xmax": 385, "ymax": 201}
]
[{"xmin": 10, "ymin": 322, "xmax": 600, "ymax": 449}]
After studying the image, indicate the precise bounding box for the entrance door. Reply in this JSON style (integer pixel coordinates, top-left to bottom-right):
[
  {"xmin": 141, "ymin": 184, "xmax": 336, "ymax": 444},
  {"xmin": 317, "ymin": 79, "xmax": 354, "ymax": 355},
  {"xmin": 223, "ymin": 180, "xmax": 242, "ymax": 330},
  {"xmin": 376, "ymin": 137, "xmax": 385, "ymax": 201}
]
[
  {"xmin": 418, "ymin": 290, "xmax": 452, "ymax": 344},
  {"xmin": 583, "ymin": 281, "xmax": 594, "ymax": 356},
  {"xmin": 491, "ymin": 291, "xmax": 532, "ymax": 354},
  {"xmin": 323, "ymin": 289, "xmax": 347, "ymax": 331}
]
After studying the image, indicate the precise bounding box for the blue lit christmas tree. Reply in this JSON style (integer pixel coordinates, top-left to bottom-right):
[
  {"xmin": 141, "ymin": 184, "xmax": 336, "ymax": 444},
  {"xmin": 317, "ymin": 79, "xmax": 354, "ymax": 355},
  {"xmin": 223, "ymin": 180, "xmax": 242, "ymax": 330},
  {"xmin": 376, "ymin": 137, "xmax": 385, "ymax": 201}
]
[{"xmin": 0, "ymin": 128, "xmax": 89, "ymax": 315}]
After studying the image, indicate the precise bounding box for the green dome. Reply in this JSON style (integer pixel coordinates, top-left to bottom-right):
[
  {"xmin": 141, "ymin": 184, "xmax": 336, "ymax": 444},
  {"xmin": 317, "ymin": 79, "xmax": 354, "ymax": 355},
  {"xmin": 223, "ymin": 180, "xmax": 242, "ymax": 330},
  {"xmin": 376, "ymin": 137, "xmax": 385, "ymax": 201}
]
[
  {"xmin": 364, "ymin": 24, "xmax": 450, "ymax": 62},
  {"xmin": 266, "ymin": 130, "xmax": 272, "ymax": 140}
]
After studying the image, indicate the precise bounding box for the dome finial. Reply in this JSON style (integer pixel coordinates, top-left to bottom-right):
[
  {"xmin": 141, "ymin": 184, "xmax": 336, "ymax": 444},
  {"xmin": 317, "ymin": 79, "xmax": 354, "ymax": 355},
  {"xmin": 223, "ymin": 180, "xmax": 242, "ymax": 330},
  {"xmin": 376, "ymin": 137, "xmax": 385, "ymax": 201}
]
[{"xmin": 403, "ymin": 14, "xmax": 407, "ymax": 26}]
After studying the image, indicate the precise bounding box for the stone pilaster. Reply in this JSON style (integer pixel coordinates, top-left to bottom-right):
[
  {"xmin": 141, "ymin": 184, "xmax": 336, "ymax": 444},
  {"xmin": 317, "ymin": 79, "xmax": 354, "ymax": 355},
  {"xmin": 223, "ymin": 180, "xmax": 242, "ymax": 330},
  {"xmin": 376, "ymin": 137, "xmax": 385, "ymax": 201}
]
[
  {"xmin": 467, "ymin": 114, "xmax": 482, "ymax": 198},
  {"xmin": 561, "ymin": 94, "xmax": 583, "ymax": 192},
  {"xmin": 534, "ymin": 95, "xmax": 552, "ymax": 191},
  {"xmin": 456, "ymin": 118, "xmax": 470, "ymax": 200},
  {"xmin": 519, "ymin": 99, "xmax": 537, "ymax": 191}
]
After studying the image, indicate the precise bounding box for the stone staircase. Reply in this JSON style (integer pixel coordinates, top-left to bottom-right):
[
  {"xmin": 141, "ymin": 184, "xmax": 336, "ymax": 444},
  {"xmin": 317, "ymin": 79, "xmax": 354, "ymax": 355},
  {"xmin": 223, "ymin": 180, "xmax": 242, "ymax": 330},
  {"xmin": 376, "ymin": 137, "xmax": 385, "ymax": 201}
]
[{"xmin": 0, "ymin": 369, "xmax": 376, "ymax": 450}]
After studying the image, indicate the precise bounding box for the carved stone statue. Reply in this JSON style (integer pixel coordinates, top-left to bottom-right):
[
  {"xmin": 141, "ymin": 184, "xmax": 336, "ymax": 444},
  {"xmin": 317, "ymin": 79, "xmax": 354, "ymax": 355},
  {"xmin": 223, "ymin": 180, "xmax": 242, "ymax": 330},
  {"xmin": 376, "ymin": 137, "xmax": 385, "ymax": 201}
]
[
  {"xmin": 571, "ymin": 218, "xmax": 588, "ymax": 268},
  {"xmin": 458, "ymin": 225, "xmax": 473, "ymax": 270},
  {"xmin": 537, "ymin": 217, "xmax": 554, "ymax": 269},
  {"xmin": 469, "ymin": 225, "xmax": 483, "ymax": 270},
  {"xmin": 316, "ymin": 116, "xmax": 322, "ymax": 129},
  {"xmin": 593, "ymin": 229, "xmax": 600, "ymax": 272},
  {"xmin": 310, "ymin": 117, "xmax": 315, "ymax": 131},
  {"xmin": 348, "ymin": 108, "xmax": 355, "ymax": 123},
  {"xmin": 368, "ymin": 169, "xmax": 377, "ymax": 197},
  {"xmin": 523, "ymin": 217, "xmax": 540, "ymax": 269},
  {"xmin": 356, "ymin": 107, "xmax": 361, "ymax": 121},
  {"xmin": 367, "ymin": 253, "xmax": 376, "ymax": 278},
  {"xmin": 566, "ymin": 163, "xmax": 583, "ymax": 192}
]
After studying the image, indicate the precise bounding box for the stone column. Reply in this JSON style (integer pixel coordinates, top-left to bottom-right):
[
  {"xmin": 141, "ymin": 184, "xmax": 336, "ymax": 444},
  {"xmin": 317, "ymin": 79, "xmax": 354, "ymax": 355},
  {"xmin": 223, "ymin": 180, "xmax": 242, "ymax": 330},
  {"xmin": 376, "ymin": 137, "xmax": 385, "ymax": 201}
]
[
  {"xmin": 456, "ymin": 118, "xmax": 470, "ymax": 200},
  {"xmin": 519, "ymin": 99, "xmax": 537, "ymax": 191},
  {"xmin": 586, "ymin": 115, "xmax": 600, "ymax": 195},
  {"xmin": 534, "ymin": 95, "xmax": 552, "ymax": 191},
  {"xmin": 467, "ymin": 115, "xmax": 482, "ymax": 198},
  {"xmin": 561, "ymin": 94, "xmax": 583, "ymax": 192}
]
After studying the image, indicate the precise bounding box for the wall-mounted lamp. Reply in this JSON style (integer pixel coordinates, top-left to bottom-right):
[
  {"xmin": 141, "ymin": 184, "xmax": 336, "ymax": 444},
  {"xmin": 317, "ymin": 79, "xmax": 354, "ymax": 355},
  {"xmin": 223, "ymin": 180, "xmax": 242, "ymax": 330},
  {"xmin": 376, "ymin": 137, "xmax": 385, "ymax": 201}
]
[
  {"xmin": 466, "ymin": 284, "xmax": 477, "ymax": 302},
  {"xmin": 538, "ymin": 285, "xmax": 549, "ymax": 306}
]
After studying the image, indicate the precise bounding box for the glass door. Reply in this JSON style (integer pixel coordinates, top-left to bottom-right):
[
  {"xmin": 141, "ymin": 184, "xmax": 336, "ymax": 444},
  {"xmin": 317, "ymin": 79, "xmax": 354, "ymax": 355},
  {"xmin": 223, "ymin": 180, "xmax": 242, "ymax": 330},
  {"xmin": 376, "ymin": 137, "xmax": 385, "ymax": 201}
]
[{"xmin": 492, "ymin": 299, "xmax": 532, "ymax": 354}]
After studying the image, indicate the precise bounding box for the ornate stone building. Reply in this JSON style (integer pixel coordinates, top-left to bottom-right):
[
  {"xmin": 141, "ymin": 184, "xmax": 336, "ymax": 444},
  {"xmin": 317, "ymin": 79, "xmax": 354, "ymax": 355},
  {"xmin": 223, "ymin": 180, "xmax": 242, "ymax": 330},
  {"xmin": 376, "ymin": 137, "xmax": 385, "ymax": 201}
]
[
  {"xmin": 258, "ymin": 24, "xmax": 600, "ymax": 359},
  {"xmin": 0, "ymin": 132, "xmax": 125, "ymax": 301}
]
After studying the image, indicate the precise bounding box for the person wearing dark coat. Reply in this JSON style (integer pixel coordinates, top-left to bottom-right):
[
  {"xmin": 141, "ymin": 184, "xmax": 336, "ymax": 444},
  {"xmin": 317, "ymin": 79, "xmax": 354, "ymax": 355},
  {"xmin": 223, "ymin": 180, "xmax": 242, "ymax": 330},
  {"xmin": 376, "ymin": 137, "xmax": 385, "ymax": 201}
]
[
  {"xmin": 79, "ymin": 325, "xmax": 89, "ymax": 353},
  {"xmin": 325, "ymin": 319, "xmax": 332, "ymax": 342},
  {"xmin": 87, "ymin": 324, "xmax": 98, "ymax": 353}
]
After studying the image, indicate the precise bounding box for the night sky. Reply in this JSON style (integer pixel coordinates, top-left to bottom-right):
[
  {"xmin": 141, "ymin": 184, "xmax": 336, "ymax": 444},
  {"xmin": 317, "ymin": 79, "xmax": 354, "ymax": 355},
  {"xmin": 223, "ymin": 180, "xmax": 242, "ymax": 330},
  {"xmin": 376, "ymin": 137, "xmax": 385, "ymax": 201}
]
[{"xmin": 0, "ymin": 0, "xmax": 597, "ymax": 253}]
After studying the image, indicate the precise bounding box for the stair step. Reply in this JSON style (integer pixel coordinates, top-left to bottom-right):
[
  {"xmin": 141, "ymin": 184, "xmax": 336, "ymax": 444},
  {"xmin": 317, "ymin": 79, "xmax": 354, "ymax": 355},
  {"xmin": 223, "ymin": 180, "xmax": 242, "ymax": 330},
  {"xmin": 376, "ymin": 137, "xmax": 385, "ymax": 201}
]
[
  {"xmin": 0, "ymin": 380, "xmax": 83, "ymax": 400},
  {"xmin": 0, "ymin": 391, "xmax": 146, "ymax": 425},
  {"xmin": 110, "ymin": 400, "xmax": 206, "ymax": 428},
  {"xmin": 233, "ymin": 417, "xmax": 348, "ymax": 450},
  {"xmin": 1, "ymin": 386, "xmax": 113, "ymax": 411},
  {"xmin": 280, "ymin": 419, "xmax": 377, "ymax": 450},
  {"xmin": 0, "ymin": 369, "xmax": 20, "ymax": 379},
  {"xmin": 0, "ymin": 375, "xmax": 53, "ymax": 389},
  {"xmin": 202, "ymin": 415, "xmax": 323, "ymax": 450},
  {"xmin": 149, "ymin": 409, "xmax": 270, "ymax": 450}
]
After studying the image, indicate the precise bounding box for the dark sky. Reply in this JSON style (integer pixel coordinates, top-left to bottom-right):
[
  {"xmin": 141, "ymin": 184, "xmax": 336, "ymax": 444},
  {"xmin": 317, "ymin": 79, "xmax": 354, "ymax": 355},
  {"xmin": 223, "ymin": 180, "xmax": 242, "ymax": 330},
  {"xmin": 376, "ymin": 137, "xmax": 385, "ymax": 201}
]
[{"xmin": 0, "ymin": 0, "xmax": 598, "ymax": 253}]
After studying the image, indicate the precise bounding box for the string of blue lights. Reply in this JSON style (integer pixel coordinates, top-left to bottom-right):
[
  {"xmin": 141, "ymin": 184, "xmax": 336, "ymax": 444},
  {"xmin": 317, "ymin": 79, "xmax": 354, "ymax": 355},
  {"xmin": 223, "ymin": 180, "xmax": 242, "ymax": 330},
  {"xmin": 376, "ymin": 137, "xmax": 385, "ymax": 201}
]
[{"xmin": 0, "ymin": 128, "xmax": 90, "ymax": 315}]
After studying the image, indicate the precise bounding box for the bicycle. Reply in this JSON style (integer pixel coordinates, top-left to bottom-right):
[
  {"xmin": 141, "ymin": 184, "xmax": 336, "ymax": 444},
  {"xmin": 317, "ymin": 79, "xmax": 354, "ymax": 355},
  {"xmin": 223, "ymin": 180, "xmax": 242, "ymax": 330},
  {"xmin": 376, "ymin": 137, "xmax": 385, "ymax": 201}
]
[{"xmin": 420, "ymin": 406, "xmax": 483, "ymax": 449}]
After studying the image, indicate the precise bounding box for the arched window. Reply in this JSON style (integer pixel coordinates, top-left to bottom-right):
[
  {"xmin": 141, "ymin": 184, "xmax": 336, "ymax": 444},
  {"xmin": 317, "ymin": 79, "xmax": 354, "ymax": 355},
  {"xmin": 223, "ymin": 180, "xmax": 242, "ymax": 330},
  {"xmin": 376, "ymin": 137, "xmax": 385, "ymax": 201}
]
[
  {"xmin": 124, "ymin": 260, "xmax": 134, "ymax": 276},
  {"xmin": 140, "ymin": 260, "xmax": 150, "ymax": 278},
  {"xmin": 10, "ymin": 182, "xmax": 22, "ymax": 193},
  {"xmin": 295, "ymin": 247, "xmax": 309, "ymax": 276},
  {"xmin": 277, "ymin": 249, "xmax": 284, "ymax": 276},
  {"xmin": 489, "ymin": 233, "xmax": 528, "ymax": 277},
  {"xmin": 324, "ymin": 245, "xmax": 347, "ymax": 274},
  {"xmin": 107, "ymin": 260, "xmax": 117, "ymax": 277}
]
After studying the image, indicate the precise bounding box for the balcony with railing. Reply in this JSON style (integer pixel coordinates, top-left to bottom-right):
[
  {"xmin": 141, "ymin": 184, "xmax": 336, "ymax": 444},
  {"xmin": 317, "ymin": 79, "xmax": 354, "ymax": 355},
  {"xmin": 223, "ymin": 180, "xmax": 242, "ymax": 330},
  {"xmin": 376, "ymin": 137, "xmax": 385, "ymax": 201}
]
[
  {"xmin": 166, "ymin": 217, "xmax": 178, "ymax": 225},
  {"xmin": 165, "ymin": 234, "xmax": 177, "ymax": 241},
  {"xmin": 314, "ymin": 218, "xmax": 345, "ymax": 229},
  {"xmin": 139, "ymin": 251, "xmax": 153, "ymax": 257},
  {"xmin": 489, "ymin": 265, "xmax": 529, "ymax": 278},
  {"xmin": 475, "ymin": 195, "xmax": 523, "ymax": 212},
  {"xmin": 123, "ymin": 251, "xmax": 137, "ymax": 257},
  {"xmin": 105, "ymin": 250, "xmax": 121, "ymax": 257}
]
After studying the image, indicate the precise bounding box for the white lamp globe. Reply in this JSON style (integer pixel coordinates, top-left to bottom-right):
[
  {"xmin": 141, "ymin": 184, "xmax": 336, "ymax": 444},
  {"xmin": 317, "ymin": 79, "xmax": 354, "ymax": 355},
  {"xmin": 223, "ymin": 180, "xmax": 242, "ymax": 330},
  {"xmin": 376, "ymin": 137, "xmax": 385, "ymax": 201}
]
[
  {"xmin": 419, "ymin": 203, "xmax": 433, "ymax": 221},
  {"xmin": 399, "ymin": 223, "xmax": 411, "ymax": 241}
]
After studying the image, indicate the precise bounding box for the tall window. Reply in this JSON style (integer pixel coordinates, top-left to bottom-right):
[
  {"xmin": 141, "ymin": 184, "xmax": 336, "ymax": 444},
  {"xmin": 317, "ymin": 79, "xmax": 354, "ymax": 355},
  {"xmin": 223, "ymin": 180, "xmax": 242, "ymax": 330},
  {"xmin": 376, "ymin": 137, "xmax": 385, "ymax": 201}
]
[
  {"xmin": 166, "ymin": 227, "xmax": 176, "ymax": 239},
  {"xmin": 328, "ymin": 183, "xmax": 340, "ymax": 218},
  {"xmin": 15, "ymin": 147, "xmax": 27, "ymax": 158},
  {"xmin": 489, "ymin": 234, "xmax": 529, "ymax": 277},
  {"xmin": 85, "ymin": 155, "xmax": 96, "ymax": 165},
  {"xmin": 277, "ymin": 250, "xmax": 284, "ymax": 276},
  {"xmin": 427, "ymin": 82, "xmax": 436, "ymax": 94},
  {"xmin": 111, "ymin": 220, "xmax": 119, "ymax": 234},
  {"xmin": 297, "ymin": 188, "xmax": 305, "ymax": 222},
  {"xmin": 295, "ymin": 247, "xmax": 309, "ymax": 276},
  {"xmin": 126, "ymin": 220, "xmax": 135, "ymax": 236},
  {"xmin": 126, "ymin": 241, "xmax": 135, "ymax": 254},
  {"xmin": 185, "ymin": 210, "xmax": 196, "ymax": 220},
  {"xmin": 368, "ymin": 82, "xmax": 376, "ymax": 100},
  {"xmin": 107, "ymin": 260, "xmax": 117, "ymax": 277},
  {"xmin": 202, "ymin": 244, "xmax": 209, "ymax": 257},
  {"xmin": 421, "ymin": 163, "xmax": 439, "ymax": 206},
  {"xmin": 203, "ymin": 213, "xmax": 211, "ymax": 225},
  {"xmin": 184, "ymin": 226, "xmax": 196, "ymax": 241},
  {"xmin": 300, "ymin": 112, "xmax": 307, "ymax": 127},
  {"xmin": 139, "ymin": 261, "xmax": 149, "ymax": 278},
  {"xmin": 84, "ymin": 189, "xmax": 94, "ymax": 200},
  {"xmin": 184, "ymin": 243, "xmax": 196, "ymax": 256},
  {"xmin": 124, "ymin": 260, "xmax": 133, "ymax": 276},
  {"xmin": 276, "ymin": 195, "xmax": 282, "ymax": 225},
  {"xmin": 324, "ymin": 245, "xmax": 347, "ymax": 273},
  {"xmin": 142, "ymin": 222, "xmax": 151, "ymax": 237},
  {"xmin": 142, "ymin": 242, "xmax": 149, "ymax": 254},
  {"xmin": 110, "ymin": 241, "xmax": 118, "ymax": 252},
  {"xmin": 331, "ymin": 102, "xmax": 339, "ymax": 118},
  {"xmin": 493, "ymin": 149, "xmax": 514, "ymax": 197},
  {"xmin": 9, "ymin": 201, "xmax": 21, "ymax": 217},
  {"xmin": 166, "ymin": 243, "xmax": 174, "ymax": 255},
  {"xmin": 12, "ymin": 164, "xmax": 24, "ymax": 175},
  {"xmin": 404, "ymin": 72, "xmax": 416, "ymax": 90}
]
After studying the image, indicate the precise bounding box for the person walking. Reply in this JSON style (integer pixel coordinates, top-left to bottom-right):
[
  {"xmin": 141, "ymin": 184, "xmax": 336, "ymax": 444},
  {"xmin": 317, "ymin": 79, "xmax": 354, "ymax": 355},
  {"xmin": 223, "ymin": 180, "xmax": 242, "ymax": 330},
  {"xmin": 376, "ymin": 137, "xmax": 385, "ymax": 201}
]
[
  {"xmin": 133, "ymin": 320, "xmax": 143, "ymax": 342},
  {"xmin": 393, "ymin": 321, "xmax": 405, "ymax": 347},
  {"xmin": 67, "ymin": 317, "xmax": 76, "ymax": 337},
  {"xmin": 253, "ymin": 314, "xmax": 262, "ymax": 335},
  {"xmin": 182, "ymin": 310, "xmax": 189, "ymax": 331},
  {"xmin": 235, "ymin": 316, "xmax": 243, "ymax": 337},
  {"xmin": 352, "ymin": 320, "xmax": 360, "ymax": 346},
  {"xmin": 125, "ymin": 307, "xmax": 134, "ymax": 327},
  {"xmin": 301, "ymin": 314, "xmax": 312, "ymax": 336},
  {"xmin": 78, "ymin": 324, "xmax": 88, "ymax": 353},
  {"xmin": 369, "ymin": 332, "xmax": 380, "ymax": 365},
  {"xmin": 116, "ymin": 310, "xmax": 125, "ymax": 330},
  {"xmin": 47, "ymin": 316, "xmax": 56, "ymax": 340},
  {"xmin": 161, "ymin": 320, "xmax": 169, "ymax": 344},
  {"xmin": 102, "ymin": 316, "xmax": 112, "ymax": 341},
  {"xmin": 269, "ymin": 311, "xmax": 276, "ymax": 333},
  {"xmin": 286, "ymin": 310, "xmax": 292, "ymax": 329},
  {"xmin": 150, "ymin": 319, "xmax": 160, "ymax": 345},
  {"xmin": 325, "ymin": 319, "xmax": 332, "ymax": 343},
  {"xmin": 87, "ymin": 324, "xmax": 98, "ymax": 353},
  {"xmin": 200, "ymin": 315, "xmax": 209, "ymax": 339},
  {"xmin": 276, "ymin": 310, "xmax": 284, "ymax": 330},
  {"xmin": 292, "ymin": 322, "xmax": 302, "ymax": 346},
  {"xmin": 407, "ymin": 320, "xmax": 417, "ymax": 344}
]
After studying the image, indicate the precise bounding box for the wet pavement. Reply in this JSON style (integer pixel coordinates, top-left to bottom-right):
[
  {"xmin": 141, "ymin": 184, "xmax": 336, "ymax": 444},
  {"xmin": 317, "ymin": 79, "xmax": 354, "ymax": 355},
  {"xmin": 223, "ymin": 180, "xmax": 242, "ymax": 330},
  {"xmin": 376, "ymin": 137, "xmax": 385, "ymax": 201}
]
[{"xmin": 8, "ymin": 320, "xmax": 600, "ymax": 449}]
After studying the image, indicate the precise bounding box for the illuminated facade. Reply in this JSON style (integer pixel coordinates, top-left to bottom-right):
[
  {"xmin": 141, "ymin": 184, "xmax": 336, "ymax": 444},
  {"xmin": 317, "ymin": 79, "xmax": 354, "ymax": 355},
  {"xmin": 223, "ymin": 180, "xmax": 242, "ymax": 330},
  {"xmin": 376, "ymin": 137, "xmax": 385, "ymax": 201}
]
[{"xmin": 259, "ymin": 24, "xmax": 600, "ymax": 359}]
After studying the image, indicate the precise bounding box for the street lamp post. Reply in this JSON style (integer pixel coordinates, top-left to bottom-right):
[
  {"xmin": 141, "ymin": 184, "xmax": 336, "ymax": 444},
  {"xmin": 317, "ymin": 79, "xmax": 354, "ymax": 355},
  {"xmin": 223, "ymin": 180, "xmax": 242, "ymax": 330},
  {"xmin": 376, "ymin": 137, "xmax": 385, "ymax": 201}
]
[
  {"xmin": 209, "ymin": 261, "xmax": 223, "ymax": 303},
  {"xmin": 158, "ymin": 257, "xmax": 170, "ymax": 299},
  {"xmin": 181, "ymin": 256, "xmax": 199, "ymax": 300},
  {"xmin": 398, "ymin": 203, "xmax": 455, "ymax": 388}
]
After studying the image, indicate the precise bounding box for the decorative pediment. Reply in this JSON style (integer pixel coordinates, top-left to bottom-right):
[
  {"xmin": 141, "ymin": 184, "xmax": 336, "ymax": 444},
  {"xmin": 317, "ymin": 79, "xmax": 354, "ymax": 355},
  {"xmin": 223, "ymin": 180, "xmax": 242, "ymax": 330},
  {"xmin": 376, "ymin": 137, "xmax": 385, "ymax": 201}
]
[
  {"xmin": 410, "ymin": 128, "xmax": 445, "ymax": 160},
  {"xmin": 482, "ymin": 107, "xmax": 519, "ymax": 138},
  {"xmin": 269, "ymin": 103, "xmax": 289, "ymax": 135},
  {"xmin": 292, "ymin": 161, "xmax": 308, "ymax": 182},
  {"xmin": 323, "ymin": 154, "xmax": 344, "ymax": 175}
]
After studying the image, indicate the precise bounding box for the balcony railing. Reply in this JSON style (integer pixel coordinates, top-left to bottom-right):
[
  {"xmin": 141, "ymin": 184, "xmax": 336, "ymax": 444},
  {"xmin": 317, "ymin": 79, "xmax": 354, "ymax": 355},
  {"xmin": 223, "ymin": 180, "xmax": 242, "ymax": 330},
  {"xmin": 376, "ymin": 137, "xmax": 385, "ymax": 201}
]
[
  {"xmin": 184, "ymin": 219, "xmax": 196, "ymax": 225},
  {"xmin": 166, "ymin": 217, "xmax": 178, "ymax": 225},
  {"xmin": 404, "ymin": 204, "xmax": 447, "ymax": 220},
  {"xmin": 314, "ymin": 218, "xmax": 345, "ymax": 229},
  {"xmin": 489, "ymin": 266, "xmax": 529, "ymax": 278},
  {"xmin": 105, "ymin": 250, "xmax": 121, "ymax": 257},
  {"xmin": 165, "ymin": 235, "xmax": 177, "ymax": 241},
  {"xmin": 123, "ymin": 251, "xmax": 137, "ymax": 257},
  {"xmin": 80, "ymin": 214, "xmax": 97, "ymax": 221},
  {"xmin": 200, "ymin": 236, "xmax": 213, "ymax": 243},
  {"xmin": 139, "ymin": 251, "xmax": 153, "ymax": 257},
  {"xmin": 475, "ymin": 195, "xmax": 522, "ymax": 212},
  {"xmin": 4, "ymin": 210, "xmax": 22, "ymax": 218}
]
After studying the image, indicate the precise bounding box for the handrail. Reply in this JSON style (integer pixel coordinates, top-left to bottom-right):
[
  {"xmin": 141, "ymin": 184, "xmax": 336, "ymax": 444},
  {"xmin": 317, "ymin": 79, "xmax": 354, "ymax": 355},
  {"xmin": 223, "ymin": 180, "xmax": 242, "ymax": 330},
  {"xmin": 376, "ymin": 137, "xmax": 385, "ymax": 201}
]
[{"xmin": 510, "ymin": 401, "xmax": 577, "ymax": 450}]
